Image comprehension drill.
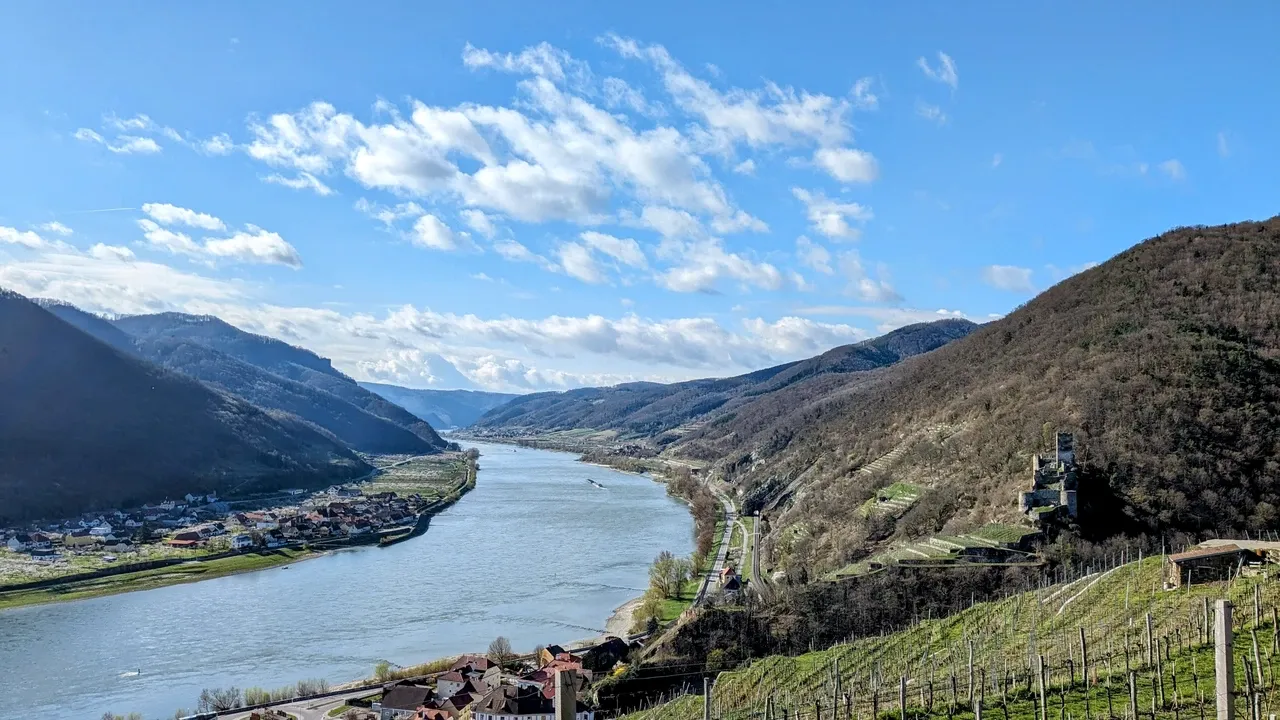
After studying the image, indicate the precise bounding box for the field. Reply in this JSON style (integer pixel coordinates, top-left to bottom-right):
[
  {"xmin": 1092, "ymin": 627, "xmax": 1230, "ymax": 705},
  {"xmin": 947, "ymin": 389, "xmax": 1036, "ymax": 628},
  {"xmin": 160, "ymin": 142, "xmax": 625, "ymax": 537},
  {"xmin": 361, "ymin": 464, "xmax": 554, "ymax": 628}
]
[
  {"xmin": 0, "ymin": 548, "xmax": 313, "ymax": 610},
  {"xmin": 0, "ymin": 542, "xmax": 219, "ymax": 585},
  {"xmin": 624, "ymin": 556, "xmax": 1280, "ymax": 720},
  {"xmin": 360, "ymin": 454, "xmax": 473, "ymax": 501}
]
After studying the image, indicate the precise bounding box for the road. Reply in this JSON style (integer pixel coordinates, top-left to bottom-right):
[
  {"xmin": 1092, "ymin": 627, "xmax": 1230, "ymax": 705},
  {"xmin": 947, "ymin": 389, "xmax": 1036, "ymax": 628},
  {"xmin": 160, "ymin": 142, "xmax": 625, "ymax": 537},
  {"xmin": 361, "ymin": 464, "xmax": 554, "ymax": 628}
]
[
  {"xmin": 693, "ymin": 486, "xmax": 736, "ymax": 605},
  {"xmin": 222, "ymin": 687, "xmax": 378, "ymax": 720}
]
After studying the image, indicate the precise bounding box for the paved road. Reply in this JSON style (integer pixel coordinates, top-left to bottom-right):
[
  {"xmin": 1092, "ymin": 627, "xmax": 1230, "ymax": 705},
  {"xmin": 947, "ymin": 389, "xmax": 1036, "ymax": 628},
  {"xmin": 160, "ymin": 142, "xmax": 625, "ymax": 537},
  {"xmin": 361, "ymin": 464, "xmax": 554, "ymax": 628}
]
[
  {"xmin": 694, "ymin": 488, "xmax": 736, "ymax": 605},
  {"xmin": 222, "ymin": 688, "xmax": 378, "ymax": 720}
]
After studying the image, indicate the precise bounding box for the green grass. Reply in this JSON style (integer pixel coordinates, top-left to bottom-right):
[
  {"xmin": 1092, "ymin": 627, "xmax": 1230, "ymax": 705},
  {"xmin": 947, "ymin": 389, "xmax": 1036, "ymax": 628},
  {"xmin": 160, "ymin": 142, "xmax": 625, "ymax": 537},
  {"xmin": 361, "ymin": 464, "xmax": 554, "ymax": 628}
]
[
  {"xmin": 327, "ymin": 706, "xmax": 353, "ymax": 717},
  {"xmin": 0, "ymin": 548, "xmax": 312, "ymax": 610},
  {"xmin": 623, "ymin": 557, "xmax": 1280, "ymax": 720},
  {"xmin": 968, "ymin": 523, "xmax": 1039, "ymax": 545}
]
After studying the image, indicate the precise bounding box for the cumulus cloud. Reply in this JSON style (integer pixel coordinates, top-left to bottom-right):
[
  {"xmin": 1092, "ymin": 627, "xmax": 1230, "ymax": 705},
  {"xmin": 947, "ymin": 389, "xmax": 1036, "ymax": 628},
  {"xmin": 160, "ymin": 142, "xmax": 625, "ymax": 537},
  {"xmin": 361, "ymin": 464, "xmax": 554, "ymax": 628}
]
[
  {"xmin": 460, "ymin": 209, "xmax": 498, "ymax": 238},
  {"xmin": 141, "ymin": 203, "xmax": 226, "ymax": 231},
  {"xmin": 580, "ymin": 231, "xmax": 647, "ymax": 268},
  {"xmin": 557, "ymin": 242, "xmax": 606, "ymax": 283},
  {"xmin": 851, "ymin": 77, "xmax": 878, "ymax": 110},
  {"xmin": 917, "ymin": 52, "xmax": 958, "ymax": 89},
  {"xmin": 813, "ymin": 147, "xmax": 879, "ymax": 183},
  {"xmin": 981, "ymin": 264, "xmax": 1035, "ymax": 293},
  {"xmin": 411, "ymin": 214, "xmax": 462, "ymax": 251},
  {"xmin": 793, "ymin": 188, "xmax": 872, "ymax": 240},
  {"xmin": 355, "ymin": 198, "xmax": 425, "ymax": 226},
  {"xmin": 39, "ymin": 221, "xmax": 73, "ymax": 236},
  {"xmin": 88, "ymin": 243, "xmax": 136, "ymax": 261},
  {"xmin": 204, "ymin": 226, "xmax": 303, "ymax": 268},
  {"xmin": 202, "ymin": 133, "xmax": 236, "ymax": 155},
  {"xmin": 656, "ymin": 238, "xmax": 782, "ymax": 293},
  {"xmin": 0, "ymin": 226, "xmax": 50, "ymax": 249}
]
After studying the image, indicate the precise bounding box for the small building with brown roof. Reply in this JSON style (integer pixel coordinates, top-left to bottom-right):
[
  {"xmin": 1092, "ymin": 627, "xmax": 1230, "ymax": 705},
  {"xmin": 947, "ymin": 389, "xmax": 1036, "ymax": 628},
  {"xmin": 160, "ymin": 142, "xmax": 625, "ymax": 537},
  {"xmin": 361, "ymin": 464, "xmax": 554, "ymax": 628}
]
[{"xmin": 1166, "ymin": 543, "xmax": 1260, "ymax": 588}]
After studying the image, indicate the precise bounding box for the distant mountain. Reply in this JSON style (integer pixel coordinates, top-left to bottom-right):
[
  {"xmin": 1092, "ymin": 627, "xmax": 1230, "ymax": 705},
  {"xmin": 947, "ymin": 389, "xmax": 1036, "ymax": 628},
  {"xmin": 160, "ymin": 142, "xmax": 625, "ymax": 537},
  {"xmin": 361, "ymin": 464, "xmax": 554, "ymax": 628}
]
[
  {"xmin": 359, "ymin": 383, "xmax": 518, "ymax": 429},
  {"xmin": 110, "ymin": 312, "xmax": 452, "ymax": 454},
  {"xmin": 470, "ymin": 319, "xmax": 979, "ymax": 443},
  {"xmin": 0, "ymin": 290, "xmax": 369, "ymax": 524}
]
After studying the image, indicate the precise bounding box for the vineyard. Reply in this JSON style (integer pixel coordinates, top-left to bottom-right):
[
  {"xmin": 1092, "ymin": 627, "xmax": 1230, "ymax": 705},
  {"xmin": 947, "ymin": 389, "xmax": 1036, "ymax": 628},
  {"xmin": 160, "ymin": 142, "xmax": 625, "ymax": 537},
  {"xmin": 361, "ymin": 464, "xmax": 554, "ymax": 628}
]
[{"xmin": 623, "ymin": 556, "xmax": 1280, "ymax": 720}]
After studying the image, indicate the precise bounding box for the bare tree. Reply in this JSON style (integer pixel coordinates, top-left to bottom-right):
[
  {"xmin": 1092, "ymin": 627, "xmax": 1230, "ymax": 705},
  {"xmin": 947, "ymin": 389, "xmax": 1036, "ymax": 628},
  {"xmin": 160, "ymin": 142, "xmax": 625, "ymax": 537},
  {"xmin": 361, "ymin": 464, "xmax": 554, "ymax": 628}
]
[{"xmin": 488, "ymin": 635, "xmax": 515, "ymax": 669}]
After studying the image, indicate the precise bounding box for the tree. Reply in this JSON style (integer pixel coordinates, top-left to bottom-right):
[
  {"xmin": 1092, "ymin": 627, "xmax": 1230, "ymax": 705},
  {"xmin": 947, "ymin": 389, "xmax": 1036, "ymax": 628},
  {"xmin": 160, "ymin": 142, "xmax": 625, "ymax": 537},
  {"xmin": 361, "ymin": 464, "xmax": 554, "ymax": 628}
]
[
  {"xmin": 648, "ymin": 550, "xmax": 678, "ymax": 598},
  {"xmin": 197, "ymin": 687, "xmax": 243, "ymax": 712},
  {"xmin": 672, "ymin": 556, "xmax": 694, "ymax": 598},
  {"xmin": 488, "ymin": 635, "xmax": 515, "ymax": 669}
]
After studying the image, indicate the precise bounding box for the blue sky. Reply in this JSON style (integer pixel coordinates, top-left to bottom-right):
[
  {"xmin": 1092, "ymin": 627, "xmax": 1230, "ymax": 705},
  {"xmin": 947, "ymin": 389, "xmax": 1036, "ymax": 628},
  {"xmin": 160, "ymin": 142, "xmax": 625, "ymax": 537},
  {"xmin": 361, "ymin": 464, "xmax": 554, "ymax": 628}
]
[{"xmin": 2, "ymin": 2, "xmax": 1277, "ymax": 391}]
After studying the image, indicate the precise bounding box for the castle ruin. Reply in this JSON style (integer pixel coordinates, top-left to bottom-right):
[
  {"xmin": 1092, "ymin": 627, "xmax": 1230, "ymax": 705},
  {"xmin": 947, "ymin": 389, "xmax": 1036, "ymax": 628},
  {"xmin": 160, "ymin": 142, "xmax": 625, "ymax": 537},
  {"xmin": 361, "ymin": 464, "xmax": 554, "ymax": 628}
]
[{"xmin": 1018, "ymin": 431, "xmax": 1078, "ymax": 522}]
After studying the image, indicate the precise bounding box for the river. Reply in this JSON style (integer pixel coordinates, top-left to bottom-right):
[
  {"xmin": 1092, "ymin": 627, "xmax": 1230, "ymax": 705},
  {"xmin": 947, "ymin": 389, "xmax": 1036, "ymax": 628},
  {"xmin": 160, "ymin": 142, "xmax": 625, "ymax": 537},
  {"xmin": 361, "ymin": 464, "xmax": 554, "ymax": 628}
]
[{"xmin": 0, "ymin": 441, "xmax": 694, "ymax": 719}]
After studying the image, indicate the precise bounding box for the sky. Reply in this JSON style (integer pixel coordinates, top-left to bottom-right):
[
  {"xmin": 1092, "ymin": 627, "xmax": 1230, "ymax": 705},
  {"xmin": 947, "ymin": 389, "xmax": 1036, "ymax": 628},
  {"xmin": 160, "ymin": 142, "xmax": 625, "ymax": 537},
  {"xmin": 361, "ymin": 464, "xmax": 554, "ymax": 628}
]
[{"xmin": 2, "ymin": 3, "xmax": 1278, "ymax": 392}]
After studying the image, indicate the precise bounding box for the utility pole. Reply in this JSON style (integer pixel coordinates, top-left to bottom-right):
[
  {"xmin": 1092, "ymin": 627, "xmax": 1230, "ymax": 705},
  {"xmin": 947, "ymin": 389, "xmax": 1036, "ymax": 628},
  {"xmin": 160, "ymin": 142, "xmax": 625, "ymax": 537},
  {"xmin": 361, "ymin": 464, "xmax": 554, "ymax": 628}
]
[{"xmin": 556, "ymin": 670, "xmax": 577, "ymax": 720}]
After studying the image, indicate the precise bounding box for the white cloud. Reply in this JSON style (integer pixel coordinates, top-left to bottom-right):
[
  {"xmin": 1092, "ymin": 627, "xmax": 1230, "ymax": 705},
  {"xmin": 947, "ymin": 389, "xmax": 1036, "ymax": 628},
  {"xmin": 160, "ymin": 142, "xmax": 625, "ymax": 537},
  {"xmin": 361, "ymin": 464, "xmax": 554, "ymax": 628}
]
[
  {"xmin": 851, "ymin": 77, "xmax": 878, "ymax": 110},
  {"xmin": 494, "ymin": 238, "xmax": 558, "ymax": 272},
  {"xmin": 839, "ymin": 250, "xmax": 901, "ymax": 302},
  {"xmin": 461, "ymin": 41, "xmax": 585, "ymax": 83},
  {"xmin": 411, "ymin": 214, "xmax": 461, "ymax": 251},
  {"xmin": 1217, "ymin": 132, "xmax": 1230, "ymax": 158},
  {"xmin": 471, "ymin": 272, "xmax": 494, "ymax": 282},
  {"xmin": 0, "ymin": 226, "xmax": 49, "ymax": 249},
  {"xmin": 137, "ymin": 218, "xmax": 202, "ymax": 255},
  {"xmin": 813, "ymin": 147, "xmax": 879, "ymax": 183},
  {"xmin": 792, "ymin": 188, "xmax": 872, "ymax": 240},
  {"xmin": 74, "ymin": 128, "xmax": 105, "ymax": 144},
  {"xmin": 204, "ymin": 226, "xmax": 303, "ymax": 268},
  {"xmin": 656, "ymin": 238, "xmax": 782, "ymax": 293},
  {"xmin": 88, "ymin": 243, "xmax": 135, "ymax": 261},
  {"xmin": 1158, "ymin": 159, "xmax": 1187, "ymax": 181},
  {"xmin": 602, "ymin": 34, "xmax": 852, "ymax": 150},
  {"xmin": 981, "ymin": 264, "xmax": 1035, "ymax": 293},
  {"xmin": 916, "ymin": 101, "xmax": 947, "ymax": 125},
  {"xmin": 141, "ymin": 203, "xmax": 226, "ymax": 230},
  {"xmin": 202, "ymin": 133, "xmax": 236, "ymax": 155},
  {"xmin": 1046, "ymin": 261, "xmax": 1100, "ymax": 281},
  {"xmin": 795, "ymin": 236, "xmax": 833, "ymax": 275},
  {"xmin": 355, "ymin": 198, "xmax": 425, "ymax": 226},
  {"xmin": 264, "ymin": 172, "xmax": 334, "ymax": 196},
  {"xmin": 732, "ymin": 158, "xmax": 756, "ymax": 175},
  {"xmin": 632, "ymin": 206, "xmax": 704, "ymax": 239},
  {"xmin": 460, "ymin": 209, "xmax": 498, "ymax": 238},
  {"xmin": 581, "ymin": 231, "xmax": 647, "ymax": 268},
  {"xmin": 917, "ymin": 52, "xmax": 958, "ymax": 89},
  {"xmin": 109, "ymin": 136, "xmax": 162, "ymax": 154},
  {"xmin": 790, "ymin": 271, "xmax": 814, "ymax": 292},
  {"xmin": 557, "ymin": 242, "xmax": 606, "ymax": 284},
  {"xmin": 602, "ymin": 77, "xmax": 663, "ymax": 117},
  {"xmin": 38, "ymin": 221, "xmax": 73, "ymax": 236}
]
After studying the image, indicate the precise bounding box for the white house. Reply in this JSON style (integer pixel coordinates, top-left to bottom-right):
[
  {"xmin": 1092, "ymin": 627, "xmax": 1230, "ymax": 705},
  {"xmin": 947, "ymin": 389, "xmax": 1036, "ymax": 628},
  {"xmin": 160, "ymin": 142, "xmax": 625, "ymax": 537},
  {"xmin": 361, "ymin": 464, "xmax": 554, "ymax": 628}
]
[
  {"xmin": 89, "ymin": 523, "xmax": 114, "ymax": 537},
  {"xmin": 231, "ymin": 534, "xmax": 254, "ymax": 550}
]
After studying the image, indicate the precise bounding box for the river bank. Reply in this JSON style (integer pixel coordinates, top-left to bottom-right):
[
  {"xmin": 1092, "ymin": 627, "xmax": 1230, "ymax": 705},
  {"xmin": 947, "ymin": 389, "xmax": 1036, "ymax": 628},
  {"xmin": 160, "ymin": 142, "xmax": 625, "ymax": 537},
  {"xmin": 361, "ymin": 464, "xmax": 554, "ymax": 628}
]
[{"xmin": 0, "ymin": 454, "xmax": 477, "ymax": 611}]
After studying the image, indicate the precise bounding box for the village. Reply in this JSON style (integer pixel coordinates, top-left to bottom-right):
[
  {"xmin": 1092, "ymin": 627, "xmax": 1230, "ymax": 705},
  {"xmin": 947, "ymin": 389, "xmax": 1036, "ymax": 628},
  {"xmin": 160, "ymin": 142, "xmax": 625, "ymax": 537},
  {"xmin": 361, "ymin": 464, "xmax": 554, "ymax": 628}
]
[
  {"xmin": 0, "ymin": 453, "xmax": 477, "ymax": 588},
  {"xmin": 234, "ymin": 639, "xmax": 634, "ymax": 720}
]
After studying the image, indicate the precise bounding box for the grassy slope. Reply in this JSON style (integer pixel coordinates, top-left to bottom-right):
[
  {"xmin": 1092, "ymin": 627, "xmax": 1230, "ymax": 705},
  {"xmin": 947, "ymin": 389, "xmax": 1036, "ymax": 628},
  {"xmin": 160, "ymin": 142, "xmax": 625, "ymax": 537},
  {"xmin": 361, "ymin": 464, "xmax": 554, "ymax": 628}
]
[{"xmin": 626, "ymin": 557, "xmax": 1280, "ymax": 720}]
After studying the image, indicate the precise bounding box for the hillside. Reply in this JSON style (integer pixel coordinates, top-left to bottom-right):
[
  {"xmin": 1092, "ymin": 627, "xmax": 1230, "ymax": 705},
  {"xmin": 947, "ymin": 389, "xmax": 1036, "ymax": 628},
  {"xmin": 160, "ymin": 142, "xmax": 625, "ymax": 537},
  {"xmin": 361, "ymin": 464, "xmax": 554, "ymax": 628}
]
[
  {"xmin": 470, "ymin": 319, "xmax": 979, "ymax": 441},
  {"xmin": 619, "ymin": 556, "xmax": 1277, "ymax": 720},
  {"xmin": 111, "ymin": 312, "xmax": 452, "ymax": 453},
  {"xmin": 358, "ymin": 383, "xmax": 517, "ymax": 429},
  {"xmin": 0, "ymin": 290, "xmax": 369, "ymax": 524},
  {"xmin": 666, "ymin": 217, "xmax": 1280, "ymax": 577}
]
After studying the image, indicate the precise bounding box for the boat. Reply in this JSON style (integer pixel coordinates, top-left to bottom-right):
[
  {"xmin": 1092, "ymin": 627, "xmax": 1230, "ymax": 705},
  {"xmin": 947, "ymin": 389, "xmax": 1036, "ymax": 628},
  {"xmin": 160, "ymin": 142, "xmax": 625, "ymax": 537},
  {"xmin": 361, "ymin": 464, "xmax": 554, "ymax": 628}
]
[{"xmin": 586, "ymin": 478, "xmax": 606, "ymax": 489}]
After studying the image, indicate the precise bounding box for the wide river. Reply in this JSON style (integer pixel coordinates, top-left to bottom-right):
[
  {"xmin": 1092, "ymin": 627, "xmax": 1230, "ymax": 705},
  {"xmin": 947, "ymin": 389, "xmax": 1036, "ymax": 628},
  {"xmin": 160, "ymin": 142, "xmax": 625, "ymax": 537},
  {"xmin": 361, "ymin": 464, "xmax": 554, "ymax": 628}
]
[{"xmin": 0, "ymin": 441, "xmax": 694, "ymax": 719}]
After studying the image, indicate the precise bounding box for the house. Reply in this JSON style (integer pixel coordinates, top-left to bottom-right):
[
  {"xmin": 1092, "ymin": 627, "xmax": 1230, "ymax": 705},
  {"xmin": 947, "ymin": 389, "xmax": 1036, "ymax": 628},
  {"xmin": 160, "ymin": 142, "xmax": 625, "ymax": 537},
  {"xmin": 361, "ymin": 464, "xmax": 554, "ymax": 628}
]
[
  {"xmin": 436, "ymin": 671, "xmax": 468, "ymax": 699},
  {"xmin": 719, "ymin": 566, "xmax": 741, "ymax": 591},
  {"xmin": 89, "ymin": 523, "xmax": 114, "ymax": 537},
  {"xmin": 378, "ymin": 681, "xmax": 436, "ymax": 720},
  {"xmin": 469, "ymin": 684, "xmax": 594, "ymax": 720},
  {"xmin": 536, "ymin": 646, "xmax": 566, "ymax": 667},
  {"xmin": 7, "ymin": 533, "xmax": 34, "ymax": 552},
  {"xmin": 232, "ymin": 534, "xmax": 255, "ymax": 550},
  {"xmin": 1166, "ymin": 542, "xmax": 1266, "ymax": 588},
  {"xmin": 63, "ymin": 529, "xmax": 99, "ymax": 548},
  {"xmin": 581, "ymin": 636, "xmax": 630, "ymax": 673}
]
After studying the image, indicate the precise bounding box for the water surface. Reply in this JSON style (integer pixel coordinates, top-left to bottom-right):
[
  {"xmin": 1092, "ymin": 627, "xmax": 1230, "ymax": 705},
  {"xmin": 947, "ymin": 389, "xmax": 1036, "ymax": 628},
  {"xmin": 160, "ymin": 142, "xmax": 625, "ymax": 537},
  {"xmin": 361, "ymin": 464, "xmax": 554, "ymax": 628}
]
[{"xmin": 0, "ymin": 441, "xmax": 693, "ymax": 718}]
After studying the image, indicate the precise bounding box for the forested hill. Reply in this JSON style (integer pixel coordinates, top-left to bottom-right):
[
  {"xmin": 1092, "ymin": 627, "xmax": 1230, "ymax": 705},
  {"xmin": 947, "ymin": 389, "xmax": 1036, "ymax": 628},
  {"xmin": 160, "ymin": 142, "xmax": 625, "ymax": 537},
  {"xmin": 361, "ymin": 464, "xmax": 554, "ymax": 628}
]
[
  {"xmin": 358, "ymin": 383, "xmax": 517, "ymax": 429},
  {"xmin": 0, "ymin": 290, "xmax": 369, "ymax": 524},
  {"xmin": 108, "ymin": 312, "xmax": 452, "ymax": 453},
  {"xmin": 469, "ymin": 318, "xmax": 978, "ymax": 440},
  {"xmin": 673, "ymin": 217, "xmax": 1280, "ymax": 575}
]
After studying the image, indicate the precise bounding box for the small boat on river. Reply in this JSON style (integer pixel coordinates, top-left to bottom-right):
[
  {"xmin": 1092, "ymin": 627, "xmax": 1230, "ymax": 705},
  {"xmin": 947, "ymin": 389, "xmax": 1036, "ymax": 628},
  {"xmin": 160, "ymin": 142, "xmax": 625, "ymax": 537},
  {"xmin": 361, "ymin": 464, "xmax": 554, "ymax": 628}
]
[{"xmin": 586, "ymin": 478, "xmax": 606, "ymax": 489}]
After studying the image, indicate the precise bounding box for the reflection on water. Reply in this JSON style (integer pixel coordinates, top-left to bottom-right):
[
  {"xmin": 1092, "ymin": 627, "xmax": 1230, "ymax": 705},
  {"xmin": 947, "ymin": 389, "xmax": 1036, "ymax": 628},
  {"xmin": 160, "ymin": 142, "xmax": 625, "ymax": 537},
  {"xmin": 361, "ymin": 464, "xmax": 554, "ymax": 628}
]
[{"xmin": 0, "ymin": 441, "xmax": 693, "ymax": 719}]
